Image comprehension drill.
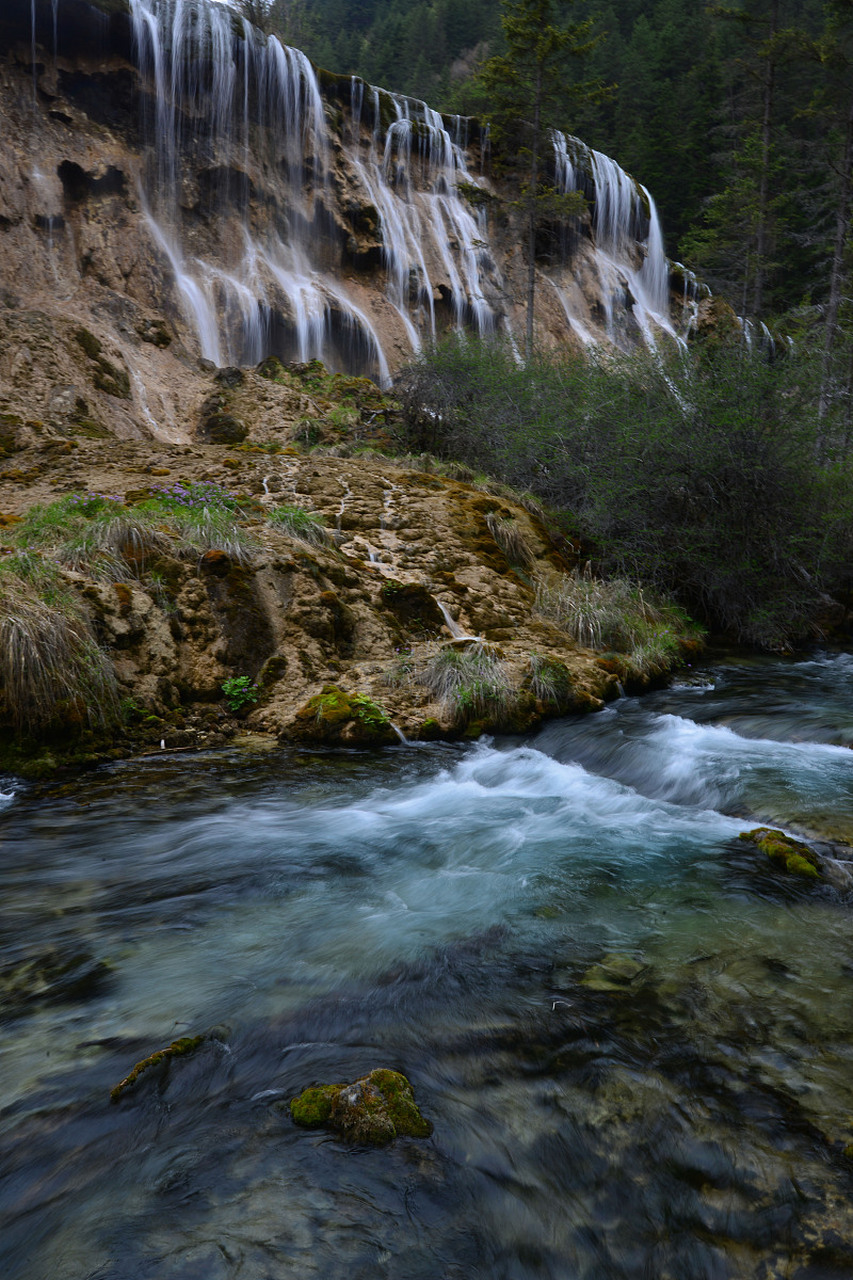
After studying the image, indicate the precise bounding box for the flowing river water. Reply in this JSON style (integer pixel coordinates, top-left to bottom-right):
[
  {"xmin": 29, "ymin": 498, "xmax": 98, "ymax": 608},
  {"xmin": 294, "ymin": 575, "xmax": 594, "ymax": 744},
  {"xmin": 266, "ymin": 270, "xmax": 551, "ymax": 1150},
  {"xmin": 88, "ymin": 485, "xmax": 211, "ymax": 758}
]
[{"xmin": 2, "ymin": 651, "xmax": 853, "ymax": 1279}]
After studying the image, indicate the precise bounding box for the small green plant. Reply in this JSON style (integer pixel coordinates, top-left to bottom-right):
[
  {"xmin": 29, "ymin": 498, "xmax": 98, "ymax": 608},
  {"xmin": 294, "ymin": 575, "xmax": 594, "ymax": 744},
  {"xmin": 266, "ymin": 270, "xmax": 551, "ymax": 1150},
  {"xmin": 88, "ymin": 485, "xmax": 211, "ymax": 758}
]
[
  {"xmin": 221, "ymin": 675, "xmax": 260, "ymax": 712},
  {"xmin": 120, "ymin": 696, "xmax": 144, "ymax": 724}
]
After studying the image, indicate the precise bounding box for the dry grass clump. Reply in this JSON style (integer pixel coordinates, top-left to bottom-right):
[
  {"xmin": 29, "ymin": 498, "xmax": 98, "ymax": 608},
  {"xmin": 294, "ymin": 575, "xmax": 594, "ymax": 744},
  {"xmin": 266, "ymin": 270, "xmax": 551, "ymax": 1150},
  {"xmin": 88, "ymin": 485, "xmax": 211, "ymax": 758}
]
[
  {"xmin": 418, "ymin": 642, "xmax": 517, "ymax": 724},
  {"xmin": 485, "ymin": 513, "xmax": 534, "ymax": 568},
  {"xmin": 534, "ymin": 565, "xmax": 696, "ymax": 678},
  {"xmin": 0, "ymin": 575, "xmax": 118, "ymax": 732}
]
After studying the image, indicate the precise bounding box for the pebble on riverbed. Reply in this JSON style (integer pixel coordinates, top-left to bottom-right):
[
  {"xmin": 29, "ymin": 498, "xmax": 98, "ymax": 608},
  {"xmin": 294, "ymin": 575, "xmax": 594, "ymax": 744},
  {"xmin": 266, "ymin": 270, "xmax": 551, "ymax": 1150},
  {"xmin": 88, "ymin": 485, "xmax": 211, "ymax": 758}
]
[{"xmin": 289, "ymin": 1068, "xmax": 432, "ymax": 1144}]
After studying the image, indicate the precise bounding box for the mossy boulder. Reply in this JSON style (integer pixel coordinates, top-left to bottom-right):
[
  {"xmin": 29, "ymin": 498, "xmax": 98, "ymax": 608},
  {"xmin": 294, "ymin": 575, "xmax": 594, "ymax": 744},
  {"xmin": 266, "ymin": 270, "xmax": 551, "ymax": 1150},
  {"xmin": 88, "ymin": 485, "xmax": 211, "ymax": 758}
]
[
  {"xmin": 293, "ymin": 684, "xmax": 397, "ymax": 745},
  {"xmin": 290, "ymin": 1068, "xmax": 431, "ymax": 1145},
  {"xmin": 740, "ymin": 827, "xmax": 822, "ymax": 879}
]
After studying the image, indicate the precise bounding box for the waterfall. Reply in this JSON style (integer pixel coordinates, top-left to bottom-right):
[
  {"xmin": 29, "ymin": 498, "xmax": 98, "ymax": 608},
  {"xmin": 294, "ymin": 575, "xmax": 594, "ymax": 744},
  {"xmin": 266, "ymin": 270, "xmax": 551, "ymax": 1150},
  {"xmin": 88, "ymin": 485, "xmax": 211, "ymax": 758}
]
[
  {"xmin": 128, "ymin": 0, "xmax": 389, "ymax": 381},
  {"xmin": 346, "ymin": 79, "xmax": 500, "ymax": 349},
  {"xmin": 552, "ymin": 131, "xmax": 678, "ymax": 349},
  {"xmin": 25, "ymin": 0, "xmax": 683, "ymax": 374}
]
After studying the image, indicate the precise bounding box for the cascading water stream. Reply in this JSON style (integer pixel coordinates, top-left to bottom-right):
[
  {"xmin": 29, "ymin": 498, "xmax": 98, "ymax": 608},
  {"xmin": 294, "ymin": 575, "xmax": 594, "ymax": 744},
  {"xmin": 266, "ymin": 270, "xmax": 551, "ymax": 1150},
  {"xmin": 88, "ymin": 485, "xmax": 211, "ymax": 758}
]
[
  {"xmin": 552, "ymin": 130, "xmax": 679, "ymax": 350},
  {"xmin": 128, "ymin": 0, "xmax": 389, "ymax": 379}
]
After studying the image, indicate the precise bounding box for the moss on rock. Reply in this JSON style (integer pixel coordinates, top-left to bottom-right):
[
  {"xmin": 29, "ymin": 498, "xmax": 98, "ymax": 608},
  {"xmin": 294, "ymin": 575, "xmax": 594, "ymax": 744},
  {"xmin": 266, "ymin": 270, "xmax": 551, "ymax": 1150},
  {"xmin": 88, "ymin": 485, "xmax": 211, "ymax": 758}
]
[
  {"xmin": 110, "ymin": 1034, "xmax": 205, "ymax": 1102},
  {"xmin": 740, "ymin": 827, "xmax": 822, "ymax": 879},
  {"xmin": 290, "ymin": 1068, "xmax": 431, "ymax": 1145},
  {"xmin": 293, "ymin": 683, "xmax": 397, "ymax": 745}
]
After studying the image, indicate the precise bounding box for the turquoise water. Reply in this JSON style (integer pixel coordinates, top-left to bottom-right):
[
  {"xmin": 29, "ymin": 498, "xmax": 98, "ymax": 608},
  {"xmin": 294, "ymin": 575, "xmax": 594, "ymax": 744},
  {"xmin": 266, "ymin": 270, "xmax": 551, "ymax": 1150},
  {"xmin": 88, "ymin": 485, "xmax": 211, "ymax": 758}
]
[{"xmin": 2, "ymin": 651, "xmax": 853, "ymax": 1278}]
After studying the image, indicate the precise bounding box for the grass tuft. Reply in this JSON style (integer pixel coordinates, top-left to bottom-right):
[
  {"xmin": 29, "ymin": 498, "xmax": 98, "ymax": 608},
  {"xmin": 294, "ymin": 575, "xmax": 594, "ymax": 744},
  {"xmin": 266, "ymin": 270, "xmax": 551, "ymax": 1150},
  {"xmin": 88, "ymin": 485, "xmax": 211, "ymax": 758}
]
[
  {"xmin": 266, "ymin": 504, "xmax": 332, "ymax": 547},
  {"xmin": 0, "ymin": 576, "xmax": 119, "ymax": 732},
  {"xmin": 534, "ymin": 566, "xmax": 697, "ymax": 678},
  {"xmin": 485, "ymin": 513, "xmax": 534, "ymax": 568},
  {"xmin": 418, "ymin": 642, "xmax": 516, "ymax": 724}
]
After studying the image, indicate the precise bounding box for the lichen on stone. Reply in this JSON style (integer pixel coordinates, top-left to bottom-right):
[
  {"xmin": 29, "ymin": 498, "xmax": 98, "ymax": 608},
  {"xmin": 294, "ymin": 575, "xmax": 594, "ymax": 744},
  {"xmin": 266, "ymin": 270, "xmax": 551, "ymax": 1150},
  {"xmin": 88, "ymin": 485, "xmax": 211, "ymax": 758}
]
[{"xmin": 289, "ymin": 1068, "xmax": 431, "ymax": 1145}]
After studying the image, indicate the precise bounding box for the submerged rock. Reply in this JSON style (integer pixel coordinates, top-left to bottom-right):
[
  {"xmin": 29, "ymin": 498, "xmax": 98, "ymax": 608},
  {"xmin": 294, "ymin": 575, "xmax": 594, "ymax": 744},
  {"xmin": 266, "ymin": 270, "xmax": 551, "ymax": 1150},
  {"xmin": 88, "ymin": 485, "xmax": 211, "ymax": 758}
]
[
  {"xmin": 581, "ymin": 952, "xmax": 649, "ymax": 992},
  {"xmin": 0, "ymin": 947, "xmax": 111, "ymax": 1016},
  {"xmin": 740, "ymin": 828, "xmax": 822, "ymax": 879},
  {"xmin": 290, "ymin": 1068, "xmax": 431, "ymax": 1145}
]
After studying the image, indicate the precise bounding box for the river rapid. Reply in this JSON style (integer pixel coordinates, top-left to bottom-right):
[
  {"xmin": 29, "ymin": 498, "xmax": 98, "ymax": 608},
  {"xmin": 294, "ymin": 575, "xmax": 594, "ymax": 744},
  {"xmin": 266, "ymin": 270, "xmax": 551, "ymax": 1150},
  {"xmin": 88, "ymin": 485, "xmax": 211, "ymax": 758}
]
[{"xmin": 2, "ymin": 651, "xmax": 853, "ymax": 1279}]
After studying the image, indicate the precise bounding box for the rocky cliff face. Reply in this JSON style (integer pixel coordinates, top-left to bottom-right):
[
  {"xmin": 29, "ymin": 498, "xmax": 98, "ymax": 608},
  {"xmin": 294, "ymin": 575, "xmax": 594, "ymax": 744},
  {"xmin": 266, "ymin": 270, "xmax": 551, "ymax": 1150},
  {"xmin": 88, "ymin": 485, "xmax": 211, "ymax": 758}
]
[{"xmin": 0, "ymin": 0, "xmax": 688, "ymax": 447}]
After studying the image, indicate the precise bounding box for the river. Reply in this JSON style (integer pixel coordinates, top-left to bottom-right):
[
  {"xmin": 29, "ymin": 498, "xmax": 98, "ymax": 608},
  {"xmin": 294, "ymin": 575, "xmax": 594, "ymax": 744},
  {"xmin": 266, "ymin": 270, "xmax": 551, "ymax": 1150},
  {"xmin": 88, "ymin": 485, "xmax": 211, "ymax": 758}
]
[{"xmin": 2, "ymin": 651, "xmax": 853, "ymax": 1279}]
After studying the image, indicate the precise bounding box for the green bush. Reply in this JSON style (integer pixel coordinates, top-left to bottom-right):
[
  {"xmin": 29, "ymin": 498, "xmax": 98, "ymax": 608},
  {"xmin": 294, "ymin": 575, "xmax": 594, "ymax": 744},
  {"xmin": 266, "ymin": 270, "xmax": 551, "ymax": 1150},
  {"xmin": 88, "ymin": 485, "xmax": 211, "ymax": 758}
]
[{"xmin": 397, "ymin": 335, "xmax": 853, "ymax": 648}]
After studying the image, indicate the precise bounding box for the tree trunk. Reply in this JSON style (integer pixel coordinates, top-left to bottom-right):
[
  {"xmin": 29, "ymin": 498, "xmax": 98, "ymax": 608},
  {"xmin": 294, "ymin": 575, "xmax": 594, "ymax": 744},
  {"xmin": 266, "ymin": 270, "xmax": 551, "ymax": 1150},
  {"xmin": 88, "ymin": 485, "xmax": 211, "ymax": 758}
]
[
  {"xmin": 753, "ymin": 0, "xmax": 778, "ymax": 318},
  {"xmin": 819, "ymin": 86, "xmax": 853, "ymax": 420}
]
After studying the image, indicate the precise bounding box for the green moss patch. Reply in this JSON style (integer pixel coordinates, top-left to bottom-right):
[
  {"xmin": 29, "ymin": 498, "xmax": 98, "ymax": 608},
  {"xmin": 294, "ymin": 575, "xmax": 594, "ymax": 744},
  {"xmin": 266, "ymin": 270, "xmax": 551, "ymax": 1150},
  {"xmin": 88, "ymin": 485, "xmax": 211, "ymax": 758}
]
[
  {"xmin": 740, "ymin": 827, "xmax": 822, "ymax": 879},
  {"xmin": 290, "ymin": 1068, "xmax": 431, "ymax": 1145},
  {"xmin": 294, "ymin": 684, "xmax": 396, "ymax": 745}
]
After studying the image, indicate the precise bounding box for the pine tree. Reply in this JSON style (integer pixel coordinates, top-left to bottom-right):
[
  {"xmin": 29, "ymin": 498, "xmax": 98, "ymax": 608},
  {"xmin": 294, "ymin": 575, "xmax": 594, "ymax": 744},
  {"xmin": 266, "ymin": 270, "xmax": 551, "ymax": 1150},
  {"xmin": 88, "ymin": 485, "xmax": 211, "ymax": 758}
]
[{"xmin": 477, "ymin": 0, "xmax": 606, "ymax": 355}]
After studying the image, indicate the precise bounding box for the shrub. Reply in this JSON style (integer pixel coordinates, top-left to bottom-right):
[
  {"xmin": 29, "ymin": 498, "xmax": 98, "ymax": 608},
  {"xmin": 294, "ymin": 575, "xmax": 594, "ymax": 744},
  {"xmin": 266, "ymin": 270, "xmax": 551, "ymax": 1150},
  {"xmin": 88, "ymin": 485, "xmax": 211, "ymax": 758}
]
[
  {"xmin": 221, "ymin": 675, "xmax": 260, "ymax": 712},
  {"xmin": 396, "ymin": 335, "xmax": 847, "ymax": 648}
]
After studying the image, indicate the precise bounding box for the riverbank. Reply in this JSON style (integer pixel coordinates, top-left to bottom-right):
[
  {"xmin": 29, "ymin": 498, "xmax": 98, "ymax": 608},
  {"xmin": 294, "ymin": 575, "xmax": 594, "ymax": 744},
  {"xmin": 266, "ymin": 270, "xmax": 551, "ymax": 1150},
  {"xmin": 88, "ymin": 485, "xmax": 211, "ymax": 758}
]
[{"xmin": 0, "ymin": 397, "xmax": 703, "ymax": 776}]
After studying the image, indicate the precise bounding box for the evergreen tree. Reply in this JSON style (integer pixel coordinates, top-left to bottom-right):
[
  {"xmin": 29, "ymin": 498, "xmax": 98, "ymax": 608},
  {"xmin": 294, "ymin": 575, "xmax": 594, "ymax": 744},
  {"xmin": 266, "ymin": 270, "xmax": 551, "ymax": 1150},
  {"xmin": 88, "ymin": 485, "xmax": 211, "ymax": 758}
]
[{"xmin": 477, "ymin": 0, "xmax": 605, "ymax": 354}]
